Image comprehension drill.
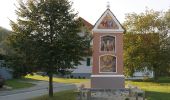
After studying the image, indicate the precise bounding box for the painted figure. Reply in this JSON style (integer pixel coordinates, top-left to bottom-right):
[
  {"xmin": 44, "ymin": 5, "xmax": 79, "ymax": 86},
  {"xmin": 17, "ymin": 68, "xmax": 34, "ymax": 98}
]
[
  {"xmin": 98, "ymin": 13, "xmax": 119, "ymax": 29},
  {"xmin": 101, "ymin": 36, "xmax": 115, "ymax": 52},
  {"xmin": 100, "ymin": 55, "xmax": 116, "ymax": 72}
]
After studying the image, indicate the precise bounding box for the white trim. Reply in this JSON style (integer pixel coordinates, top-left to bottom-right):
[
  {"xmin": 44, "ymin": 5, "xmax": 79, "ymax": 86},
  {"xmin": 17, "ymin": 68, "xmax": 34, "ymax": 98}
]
[
  {"xmin": 92, "ymin": 29, "xmax": 124, "ymax": 33},
  {"xmin": 99, "ymin": 54, "xmax": 117, "ymax": 73},
  {"xmin": 91, "ymin": 75, "xmax": 124, "ymax": 77},
  {"xmin": 93, "ymin": 9, "xmax": 124, "ymax": 33},
  {"xmin": 99, "ymin": 35, "xmax": 116, "ymax": 54}
]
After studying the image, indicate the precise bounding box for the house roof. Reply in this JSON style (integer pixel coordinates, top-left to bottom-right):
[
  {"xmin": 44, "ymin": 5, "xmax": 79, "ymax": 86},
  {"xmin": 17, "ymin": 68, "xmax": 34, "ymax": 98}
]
[{"xmin": 78, "ymin": 17, "xmax": 93, "ymax": 30}]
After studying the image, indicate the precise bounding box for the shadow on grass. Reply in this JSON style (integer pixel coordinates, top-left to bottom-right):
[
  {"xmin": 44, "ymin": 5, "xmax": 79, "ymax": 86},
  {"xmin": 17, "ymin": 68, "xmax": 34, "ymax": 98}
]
[
  {"xmin": 146, "ymin": 91, "xmax": 170, "ymax": 100},
  {"xmin": 5, "ymin": 78, "xmax": 36, "ymax": 89},
  {"xmin": 30, "ymin": 90, "xmax": 77, "ymax": 100}
]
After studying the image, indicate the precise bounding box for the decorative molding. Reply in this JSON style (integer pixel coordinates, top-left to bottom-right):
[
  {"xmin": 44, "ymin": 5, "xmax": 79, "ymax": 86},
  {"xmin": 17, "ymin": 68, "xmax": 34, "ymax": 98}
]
[{"xmin": 92, "ymin": 29, "xmax": 124, "ymax": 33}]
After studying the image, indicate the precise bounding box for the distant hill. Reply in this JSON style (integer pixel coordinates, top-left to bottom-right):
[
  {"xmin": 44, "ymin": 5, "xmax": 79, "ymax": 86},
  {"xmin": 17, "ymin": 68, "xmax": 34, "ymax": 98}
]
[{"xmin": 0, "ymin": 27, "xmax": 11, "ymax": 42}]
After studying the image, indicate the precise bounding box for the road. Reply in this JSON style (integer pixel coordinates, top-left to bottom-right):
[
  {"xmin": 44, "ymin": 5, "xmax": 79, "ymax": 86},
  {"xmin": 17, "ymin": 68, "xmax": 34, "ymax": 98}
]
[{"xmin": 0, "ymin": 81, "xmax": 77, "ymax": 100}]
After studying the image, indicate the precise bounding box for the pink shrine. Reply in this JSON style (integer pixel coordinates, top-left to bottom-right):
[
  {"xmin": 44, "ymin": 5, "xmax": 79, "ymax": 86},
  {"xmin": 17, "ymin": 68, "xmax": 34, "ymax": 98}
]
[{"xmin": 91, "ymin": 7, "xmax": 125, "ymax": 89}]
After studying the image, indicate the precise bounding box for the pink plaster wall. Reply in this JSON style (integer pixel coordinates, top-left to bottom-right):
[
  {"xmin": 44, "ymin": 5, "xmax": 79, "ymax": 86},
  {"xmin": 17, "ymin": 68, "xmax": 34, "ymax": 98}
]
[{"xmin": 92, "ymin": 32, "xmax": 123, "ymax": 75}]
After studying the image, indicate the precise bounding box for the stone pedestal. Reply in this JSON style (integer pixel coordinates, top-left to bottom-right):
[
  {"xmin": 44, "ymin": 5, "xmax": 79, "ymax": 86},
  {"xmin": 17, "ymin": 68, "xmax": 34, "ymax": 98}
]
[{"xmin": 91, "ymin": 75, "xmax": 125, "ymax": 89}]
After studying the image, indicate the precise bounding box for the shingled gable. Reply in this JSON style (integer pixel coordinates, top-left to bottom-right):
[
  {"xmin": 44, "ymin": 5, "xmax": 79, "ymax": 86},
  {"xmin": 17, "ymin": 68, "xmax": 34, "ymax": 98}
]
[{"xmin": 92, "ymin": 9, "xmax": 124, "ymax": 33}]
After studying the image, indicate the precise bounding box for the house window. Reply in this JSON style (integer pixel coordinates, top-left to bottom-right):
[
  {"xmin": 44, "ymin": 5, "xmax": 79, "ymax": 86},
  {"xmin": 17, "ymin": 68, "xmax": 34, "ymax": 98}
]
[{"xmin": 86, "ymin": 58, "xmax": 91, "ymax": 66}]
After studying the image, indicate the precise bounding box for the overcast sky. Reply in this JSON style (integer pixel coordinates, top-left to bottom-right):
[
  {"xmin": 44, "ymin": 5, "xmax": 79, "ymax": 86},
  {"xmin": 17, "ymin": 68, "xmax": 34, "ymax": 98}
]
[{"xmin": 0, "ymin": 0, "xmax": 170, "ymax": 30}]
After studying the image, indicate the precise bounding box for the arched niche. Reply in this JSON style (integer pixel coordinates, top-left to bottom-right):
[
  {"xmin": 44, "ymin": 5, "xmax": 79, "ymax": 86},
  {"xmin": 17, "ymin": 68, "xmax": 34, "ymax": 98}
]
[
  {"xmin": 99, "ymin": 55, "xmax": 116, "ymax": 73},
  {"xmin": 100, "ymin": 35, "xmax": 115, "ymax": 52}
]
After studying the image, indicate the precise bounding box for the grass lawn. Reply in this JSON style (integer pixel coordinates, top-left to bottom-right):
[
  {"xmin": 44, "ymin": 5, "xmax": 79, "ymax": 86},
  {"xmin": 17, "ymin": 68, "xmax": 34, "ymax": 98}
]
[
  {"xmin": 126, "ymin": 77, "xmax": 170, "ymax": 100},
  {"xmin": 5, "ymin": 79, "xmax": 35, "ymax": 89},
  {"xmin": 27, "ymin": 75, "xmax": 170, "ymax": 100},
  {"xmin": 30, "ymin": 90, "xmax": 77, "ymax": 100},
  {"xmin": 25, "ymin": 74, "xmax": 89, "ymax": 84}
]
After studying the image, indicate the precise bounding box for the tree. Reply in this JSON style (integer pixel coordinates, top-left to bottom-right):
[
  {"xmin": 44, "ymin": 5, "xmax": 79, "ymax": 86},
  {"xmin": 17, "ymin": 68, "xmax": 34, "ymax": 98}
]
[
  {"xmin": 123, "ymin": 33, "xmax": 159, "ymax": 77},
  {"xmin": 0, "ymin": 27, "xmax": 10, "ymax": 42},
  {"xmin": 123, "ymin": 9, "xmax": 170, "ymax": 79},
  {"xmin": 0, "ymin": 26, "xmax": 11, "ymax": 55},
  {"xmin": 164, "ymin": 9, "xmax": 170, "ymax": 28},
  {"xmin": 162, "ymin": 9, "xmax": 170, "ymax": 75},
  {"xmin": 8, "ymin": 0, "xmax": 90, "ymax": 97}
]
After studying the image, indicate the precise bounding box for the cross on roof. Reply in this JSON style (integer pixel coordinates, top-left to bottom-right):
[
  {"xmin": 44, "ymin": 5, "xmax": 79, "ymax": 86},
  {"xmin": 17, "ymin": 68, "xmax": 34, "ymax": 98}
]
[{"xmin": 107, "ymin": 1, "xmax": 110, "ymax": 9}]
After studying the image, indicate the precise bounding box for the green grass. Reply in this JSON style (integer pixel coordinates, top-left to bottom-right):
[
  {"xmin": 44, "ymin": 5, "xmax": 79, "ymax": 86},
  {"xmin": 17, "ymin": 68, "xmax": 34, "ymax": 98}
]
[
  {"xmin": 30, "ymin": 90, "xmax": 77, "ymax": 100},
  {"xmin": 25, "ymin": 74, "xmax": 89, "ymax": 84},
  {"xmin": 27, "ymin": 75, "xmax": 170, "ymax": 100},
  {"xmin": 126, "ymin": 77, "xmax": 170, "ymax": 100},
  {"xmin": 5, "ymin": 79, "xmax": 35, "ymax": 89}
]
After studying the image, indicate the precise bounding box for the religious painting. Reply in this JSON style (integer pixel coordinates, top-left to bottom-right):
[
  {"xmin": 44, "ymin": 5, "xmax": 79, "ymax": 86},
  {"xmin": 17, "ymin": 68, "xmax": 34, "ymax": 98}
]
[
  {"xmin": 101, "ymin": 36, "xmax": 115, "ymax": 52},
  {"xmin": 98, "ymin": 13, "xmax": 119, "ymax": 29},
  {"xmin": 100, "ymin": 55, "xmax": 116, "ymax": 72}
]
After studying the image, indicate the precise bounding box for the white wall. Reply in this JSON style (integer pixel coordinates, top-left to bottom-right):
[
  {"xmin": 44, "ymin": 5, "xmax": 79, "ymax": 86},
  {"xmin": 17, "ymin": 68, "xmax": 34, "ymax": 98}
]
[{"xmin": 73, "ymin": 57, "xmax": 92, "ymax": 73}]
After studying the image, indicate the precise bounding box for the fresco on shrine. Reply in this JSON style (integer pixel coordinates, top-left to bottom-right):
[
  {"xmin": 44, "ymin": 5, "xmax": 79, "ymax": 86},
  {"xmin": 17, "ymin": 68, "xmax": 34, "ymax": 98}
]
[
  {"xmin": 98, "ymin": 13, "xmax": 119, "ymax": 29},
  {"xmin": 101, "ymin": 36, "xmax": 115, "ymax": 52},
  {"xmin": 100, "ymin": 55, "xmax": 116, "ymax": 72}
]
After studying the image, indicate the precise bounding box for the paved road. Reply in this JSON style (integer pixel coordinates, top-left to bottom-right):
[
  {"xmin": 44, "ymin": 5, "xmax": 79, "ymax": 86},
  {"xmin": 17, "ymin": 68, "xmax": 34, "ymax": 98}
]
[{"xmin": 0, "ymin": 81, "xmax": 77, "ymax": 100}]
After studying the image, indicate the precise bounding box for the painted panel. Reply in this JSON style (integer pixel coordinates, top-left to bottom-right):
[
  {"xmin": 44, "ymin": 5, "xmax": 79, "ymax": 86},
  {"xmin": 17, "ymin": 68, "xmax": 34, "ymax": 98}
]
[
  {"xmin": 100, "ymin": 55, "xmax": 116, "ymax": 72},
  {"xmin": 98, "ymin": 13, "xmax": 119, "ymax": 29},
  {"xmin": 101, "ymin": 36, "xmax": 115, "ymax": 52}
]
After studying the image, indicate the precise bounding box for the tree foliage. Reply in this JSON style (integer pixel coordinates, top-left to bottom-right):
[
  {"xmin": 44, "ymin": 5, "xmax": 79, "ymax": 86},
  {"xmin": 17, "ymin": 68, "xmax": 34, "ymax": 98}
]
[
  {"xmin": 0, "ymin": 27, "xmax": 11, "ymax": 56},
  {"xmin": 0, "ymin": 27, "xmax": 10, "ymax": 42},
  {"xmin": 8, "ymin": 0, "xmax": 90, "ymax": 97},
  {"xmin": 123, "ymin": 9, "xmax": 170, "ymax": 79},
  {"xmin": 124, "ymin": 33, "xmax": 160, "ymax": 76}
]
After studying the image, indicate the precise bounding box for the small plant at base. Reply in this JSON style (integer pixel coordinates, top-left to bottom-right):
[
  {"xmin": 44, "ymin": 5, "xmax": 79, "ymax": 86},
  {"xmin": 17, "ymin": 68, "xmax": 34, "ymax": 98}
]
[{"xmin": 125, "ymin": 97, "xmax": 130, "ymax": 100}]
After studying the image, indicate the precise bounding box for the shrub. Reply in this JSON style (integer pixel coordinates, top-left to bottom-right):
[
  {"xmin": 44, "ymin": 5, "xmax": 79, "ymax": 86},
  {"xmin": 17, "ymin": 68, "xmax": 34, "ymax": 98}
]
[
  {"xmin": 0, "ymin": 75, "xmax": 5, "ymax": 88},
  {"xmin": 70, "ymin": 75, "xmax": 73, "ymax": 78},
  {"xmin": 125, "ymin": 98, "xmax": 129, "ymax": 100},
  {"xmin": 78, "ymin": 76, "xmax": 81, "ymax": 79}
]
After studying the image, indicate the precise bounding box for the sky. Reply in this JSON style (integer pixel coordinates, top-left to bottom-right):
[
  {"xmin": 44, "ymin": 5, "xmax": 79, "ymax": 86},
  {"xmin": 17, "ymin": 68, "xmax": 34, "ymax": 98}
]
[{"xmin": 0, "ymin": 0, "xmax": 170, "ymax": 30}]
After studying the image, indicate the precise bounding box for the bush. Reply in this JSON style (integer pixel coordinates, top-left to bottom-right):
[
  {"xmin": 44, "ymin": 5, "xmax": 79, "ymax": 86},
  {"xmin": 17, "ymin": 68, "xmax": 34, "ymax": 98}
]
[
  {"xmin": 138, "ymin": 92, "xmax": 143, "ymax": 97},
  {"xmin": 0, "ymin": 75, "xmax": 5, "ymax": 88},
  {"xmin": 78, "ymin": 76, "xmax": 81, "ymax": 79},
  {"xmin": 70, "ymin": 75, "xmax": 73, "ymax": 79},
  {"xmin": 125, "ymin": 98, "xmax": 129, "ymax": 100}
]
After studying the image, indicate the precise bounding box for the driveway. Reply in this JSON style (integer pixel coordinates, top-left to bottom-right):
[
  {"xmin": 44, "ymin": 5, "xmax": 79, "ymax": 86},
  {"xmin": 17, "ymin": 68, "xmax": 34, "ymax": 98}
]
[{"xmin": 0, "ymin": 81, "xmax": 77, "ymax": 100}]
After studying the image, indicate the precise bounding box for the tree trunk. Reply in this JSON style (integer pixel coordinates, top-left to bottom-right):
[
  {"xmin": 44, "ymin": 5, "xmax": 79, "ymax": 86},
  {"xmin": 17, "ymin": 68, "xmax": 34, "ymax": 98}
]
[
  {"xmin": 153, "ymin": 68, "xmax": 159, "ymax": 80},
  {"xmin": 49, "ymin": 73, "xmax": 53, "ymax": 97}
]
